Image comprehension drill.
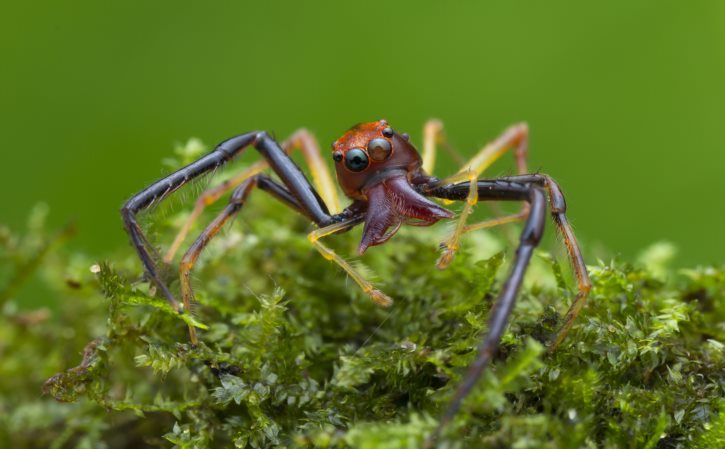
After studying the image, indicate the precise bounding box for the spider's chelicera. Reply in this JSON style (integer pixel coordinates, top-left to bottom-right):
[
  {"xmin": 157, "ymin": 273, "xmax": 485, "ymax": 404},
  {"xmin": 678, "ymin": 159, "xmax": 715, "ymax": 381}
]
[{"xmin": 121, "ymin": 119, "xmax": 591, "ymax": 443}]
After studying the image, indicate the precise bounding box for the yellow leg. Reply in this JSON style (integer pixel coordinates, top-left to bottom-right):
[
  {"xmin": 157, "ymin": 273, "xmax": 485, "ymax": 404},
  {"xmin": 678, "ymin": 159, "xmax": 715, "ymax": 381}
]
[
  {"xmin": 164, "ymin": 161, "xmax": 266, "ymax": 263},
  {"xmin": 422, "ymin": 119, "xmax": 443, "ymax": 174},
  {"xmin": 164, "ymin": 128, "xmax": 340, "ymax": 263},
  {"xmin": 436, "ymin": 170, "xmax": 478, "ymax": 269},
  {"xmin": 179, "ymin": 178, "xmax": 258, "ymax": 345},
  {"xmin": 434, "ymin": 123, "xmax": 530, "ymax": 267},
  {"xmin": 455, "ymin": 122, "xmax": 529, "ymax": 177},
  {"xmin": 545, "ymin": 177, "xmax": 592, "ymax": 349},
  {"xmin": 308, "ymin": 220, "xmax": 393, "ymax": 307},
  {"xmin": 282, "ymin": 129, "xmax": 342, "ymax": 214},
  {"xmin": 440, "ymin": 207, "xmax": 529, "ymax": 270},
  {"xmin": 421, "ymin": 119, "xmax": 466, "ymax": 175},
  {"xmin": 463, "ymin": 209, "xmax": 529, "ymax": 234}
]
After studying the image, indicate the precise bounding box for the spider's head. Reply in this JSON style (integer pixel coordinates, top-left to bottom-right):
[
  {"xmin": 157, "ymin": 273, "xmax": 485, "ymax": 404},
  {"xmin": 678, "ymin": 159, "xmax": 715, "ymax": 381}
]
[
  {"xmin": 332, "ymin": 120, "xmax": 453, "ymax": 254},
  {"xmin": 331, "ymin": 119, "xmax": 421, "ymax": 200}
]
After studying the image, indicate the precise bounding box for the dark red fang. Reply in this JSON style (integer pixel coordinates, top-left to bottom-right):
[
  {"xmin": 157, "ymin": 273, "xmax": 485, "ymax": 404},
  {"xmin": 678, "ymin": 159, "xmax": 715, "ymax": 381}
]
[{"xmin": 358, "ymin": 175, "xmax": 454, "ymax": 255}]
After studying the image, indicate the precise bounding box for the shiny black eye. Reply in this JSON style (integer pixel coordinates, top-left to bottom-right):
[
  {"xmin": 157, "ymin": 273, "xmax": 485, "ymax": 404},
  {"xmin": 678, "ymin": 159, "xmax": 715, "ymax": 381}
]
[
  {"xmin": 368, "ymin": 138, "xmax": 392, "ymax": 161},
  {"xmin": 382, "ymin": 127, "xmax": 394, "ymax": 138},
  {"xmin": 332, "ymin": 151, "xmax": 343, "ymax": 162},
  {"xmin": 345, "ymin": 148, "xmax": 369, "ymax": 171}
]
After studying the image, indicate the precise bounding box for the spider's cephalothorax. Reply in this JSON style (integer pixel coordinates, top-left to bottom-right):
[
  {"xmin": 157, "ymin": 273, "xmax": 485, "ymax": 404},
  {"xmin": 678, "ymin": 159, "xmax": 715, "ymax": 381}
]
[
  {"xmin": 122, "ymin": 118, "xmax": 591, "ymax": 445},
  {"xmin": 331, "ymin": 120, "xmax": 453, "ymax": 254}
]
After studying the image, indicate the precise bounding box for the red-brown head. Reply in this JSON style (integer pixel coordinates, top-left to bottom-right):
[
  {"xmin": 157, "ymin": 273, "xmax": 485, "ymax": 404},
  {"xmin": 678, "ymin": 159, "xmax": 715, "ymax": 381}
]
[
  {"xmin": 331, "ymin": 119, "xmax": 423, "ymax": 200},
  {"xmin": 331, "ymin": 120, "xmax": 453, "ymax": 254}
]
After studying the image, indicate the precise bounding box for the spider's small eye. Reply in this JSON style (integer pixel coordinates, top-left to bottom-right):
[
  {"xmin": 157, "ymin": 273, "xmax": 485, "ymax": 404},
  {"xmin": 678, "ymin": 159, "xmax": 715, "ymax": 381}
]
[
  {"xmin": 382, "ymin": 127, "xmax": 394, "ymax": 138},
  {"xmin": 368, "ymin": 138, "xmax": 392, "ymax": 161},
  {"xmin": 332, "ymin": 151, "xmax": 343, "ymax": 162},
  {"xmin": 401, "ymin": 133, "xmax": 410, "ymax": 141},
  {"xmin": 345, "ymin": 148, "xmax": 369, "ymax": 172}
]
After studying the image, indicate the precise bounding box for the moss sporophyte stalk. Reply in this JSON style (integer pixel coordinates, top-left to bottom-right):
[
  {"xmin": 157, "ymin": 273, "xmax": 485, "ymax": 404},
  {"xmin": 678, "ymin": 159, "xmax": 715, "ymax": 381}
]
[{"xmin": 0, "ymin": 141, "xmax": 722, "ymax": 448}]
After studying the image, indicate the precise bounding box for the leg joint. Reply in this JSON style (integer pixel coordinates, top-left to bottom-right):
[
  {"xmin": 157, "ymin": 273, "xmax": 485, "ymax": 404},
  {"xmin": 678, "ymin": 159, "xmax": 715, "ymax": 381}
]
[
  {"xmin": 215, "ymin": 131, "xmax": 259, "ymax": 159},
  {"xmin": 120, "ymin": 202, "xmax": 139, "ymax": 218},
  {"xmin": 179, "ymin": 258, "xmax": 193, "ymax": 273},
  {"xmin": 543, "ymin": 175, "xmax": 567, "ymax": 213},
  {"xmin": 120, "ymin": 206, "xmax": 138, "ymax": 228},
  {"xmin": 253, "ymin": 131, "xmax": 271, "ymax": 147},
  {"xmin": 579, "ymin": 278, "xmax": 593, "ymax": 293}
]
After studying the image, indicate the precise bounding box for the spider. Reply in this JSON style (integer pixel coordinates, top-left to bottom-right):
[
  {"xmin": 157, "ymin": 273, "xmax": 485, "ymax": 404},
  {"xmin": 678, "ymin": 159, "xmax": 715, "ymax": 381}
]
[{"xmin": 121, "ymin": 119, "xmax": 591, "ymax": 444}]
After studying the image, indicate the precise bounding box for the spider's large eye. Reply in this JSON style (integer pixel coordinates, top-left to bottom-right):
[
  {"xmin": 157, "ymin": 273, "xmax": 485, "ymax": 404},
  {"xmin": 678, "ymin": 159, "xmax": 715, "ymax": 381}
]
[
  {"xmin": 345, "ymin": 148, "xmax": 369, "ymax": 172},
  {"xmin": 368, "ymin": 138, "xmax": 392, "ymax": 161}
]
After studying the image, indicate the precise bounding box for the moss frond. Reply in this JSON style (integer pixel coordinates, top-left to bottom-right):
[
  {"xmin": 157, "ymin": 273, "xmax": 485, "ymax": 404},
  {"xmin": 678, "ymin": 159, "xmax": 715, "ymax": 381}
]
[{"xmin": 1, "ymin": 157, "xmax": 723, "ymax": 449}]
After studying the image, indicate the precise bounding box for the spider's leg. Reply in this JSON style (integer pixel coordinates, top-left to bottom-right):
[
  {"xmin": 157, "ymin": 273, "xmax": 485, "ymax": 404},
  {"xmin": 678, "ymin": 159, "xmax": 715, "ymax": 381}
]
[
  {"xmin": 435, "ymin": 169, "xmax": 479, "ymax": 269},
  {"xmin": 424, "ymin": 179, "xmax": 546, "ymax": 447},
  {"xmin": 308, "ymin": 217, "xmax": 393, "ymax": 307},
  {"xmin": 283, "ymin": 129, "xmax": 342, "ymax": 214},
  {"xmin": 164, "ymin": 129, "xmax": 339, "ymax": 263},
  {"xmin": 122, "ymin": 131, "xmax": 334, "ymax": 308},
  {"xmin": 462, "ymin": 209, "xmax": 529, "ymax": 233},
  {"xmin": 164, "ymin": 160, "xmax": 268, "ymax": 264},
  {"xmin": 180, "ymin": 179, "xmax": 256, "ymax": 344},
  {"xmin": 421, "ymin": 119, "xmax": 466, "ymax": 174},
  {"xmin": 430, "ymin": 175, "xmax": 591, "ymax": 347},
  {"xmin": 122, "ymin": 132, "xmax": 259, "ymax": 308},
  {"xmin": 496, "ymin": 174, "xmax": 592, "ymax": 348},
  {"xmin": 252, "ymin": 132, "xmax": 333, "ymax": 225},
  {"xmin": 455, "ymin": 123, "xmax": 529, "ymax": 177},
  {"xmin": 179, "ymin": 174, "xmax": 308, "ymax": 344},
  {"xmin": 433, "ymin": 123, "xmax": 530, "ymax": 268}
]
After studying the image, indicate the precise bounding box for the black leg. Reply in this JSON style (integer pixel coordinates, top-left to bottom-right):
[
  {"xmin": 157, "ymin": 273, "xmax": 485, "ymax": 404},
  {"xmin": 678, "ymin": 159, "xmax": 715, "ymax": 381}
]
[
  {"xmin": 481, "ymin": 175, "xmax": 592, "ymax": 348},
  {"xmin": 423, "ymin": 181, "xmax": 546, "ymax": 446},
  {"xmin": 426, "ymin": 176, "xmax": 590, "ymax": 331},
  {"xmin": 121, "ymin": 132, "xmax": 335, "ymax": 308}
]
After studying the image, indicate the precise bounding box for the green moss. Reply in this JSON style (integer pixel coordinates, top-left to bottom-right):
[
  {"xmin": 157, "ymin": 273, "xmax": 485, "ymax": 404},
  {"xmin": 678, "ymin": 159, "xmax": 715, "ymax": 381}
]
[{"xmin": 1, "ymin": 150, "xmax": 723, "ymax": 448}]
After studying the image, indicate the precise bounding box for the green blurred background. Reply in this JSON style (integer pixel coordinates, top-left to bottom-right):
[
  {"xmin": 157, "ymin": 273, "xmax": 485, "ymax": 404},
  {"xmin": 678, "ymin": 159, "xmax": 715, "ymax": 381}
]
[{"xmin": 2, "ymin": 1, "xmax": 724, "ymax": 269}]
